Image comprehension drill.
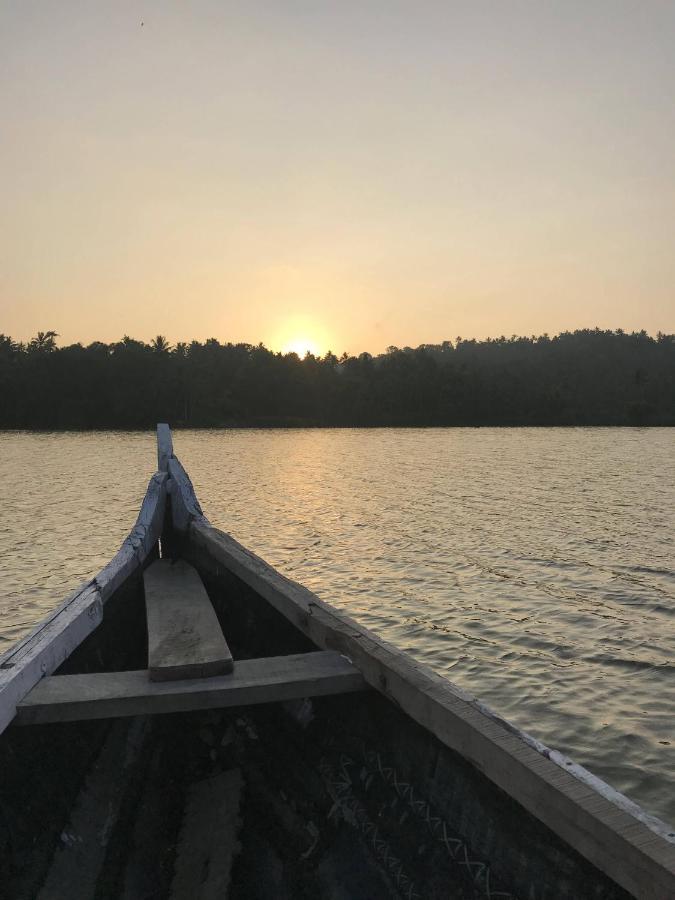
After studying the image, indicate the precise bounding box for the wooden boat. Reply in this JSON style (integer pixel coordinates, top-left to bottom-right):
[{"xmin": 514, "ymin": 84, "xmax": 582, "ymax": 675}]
[{"xmin": 0, "ymin": 425, "xmax": 673, "ymax": 900}]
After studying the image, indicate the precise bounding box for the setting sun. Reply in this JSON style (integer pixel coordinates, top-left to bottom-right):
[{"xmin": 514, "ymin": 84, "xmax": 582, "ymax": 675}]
[
  {"xmin": 272, "ymin": 315, "xmax": 330, "ymax": 358},
  {"xmin": 281, "ymin": 336, "xmax": 322, "ymax": 357}
]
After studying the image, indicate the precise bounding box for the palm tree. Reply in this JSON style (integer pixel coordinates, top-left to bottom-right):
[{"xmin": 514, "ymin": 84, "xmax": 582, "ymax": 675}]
[
  {"xmin": 151, "ymin": 335, "xmax": 172, "ymax": 354},
  {"xmin": 0, "ymin": 335, "xmax": 18, "ymax": 357},
  {"xmin": 28, "ymin": 331, "xmax": 58, "ymax": 353}
]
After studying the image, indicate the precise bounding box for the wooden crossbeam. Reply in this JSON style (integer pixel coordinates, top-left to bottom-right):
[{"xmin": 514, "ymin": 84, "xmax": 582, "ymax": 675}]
[
  {"xmin": 16, "ymin": 651, "xmax": 366, "ymax": 725},
  {"xmin": 144, "ymin": 559, "xmax": 233, "ymax": 681}
]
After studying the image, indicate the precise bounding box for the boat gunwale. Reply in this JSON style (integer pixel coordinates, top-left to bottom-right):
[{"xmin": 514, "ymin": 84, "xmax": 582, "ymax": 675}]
[
  {"xmin": 185, "ymin": 518, "xmax": 675, "ymax": 900},
  {"xmin": 0, "ymin": 468, "xmax": 168, "ymax": 734}
]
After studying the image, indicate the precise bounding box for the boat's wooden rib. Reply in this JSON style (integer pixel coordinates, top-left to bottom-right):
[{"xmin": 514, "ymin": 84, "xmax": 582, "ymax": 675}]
[
  {"xmin": 16, "ymin": 651, "xmax": 367, "ymax": 724},
  {"xmin": 144, "ymin": 559, "xmax": 233, "ymax": 681},
  {"xmin": 37, "ymin": 717, "xmax": 149, "ymax": 900},
  {"xmin": 0, "ymin": 470, "xmax": 168, "ymax": 737},
  {"xmin": 181, "ymin": 520, "xmax": 675, "ymax": 900},
  {"xmin": 169, "ymin": 769, "xmax": 243, "ymax": 900}
]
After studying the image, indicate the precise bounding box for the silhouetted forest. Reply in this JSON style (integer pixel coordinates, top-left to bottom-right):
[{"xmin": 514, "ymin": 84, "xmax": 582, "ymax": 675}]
[{"xmin": 0, "ymin": 329, "xmax": 673, "ymax": 428}]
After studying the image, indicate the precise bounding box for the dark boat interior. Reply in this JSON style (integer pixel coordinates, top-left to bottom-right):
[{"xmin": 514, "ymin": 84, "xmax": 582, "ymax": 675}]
[{"xmin": 0, "ymin": 537, "xmax": 633, "ymax": 900}]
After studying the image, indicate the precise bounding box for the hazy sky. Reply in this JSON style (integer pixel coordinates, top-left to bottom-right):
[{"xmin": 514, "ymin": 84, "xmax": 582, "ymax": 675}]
[{"xmin": 2, "ymin": 2, "xmax": 674, "ymax": 354}]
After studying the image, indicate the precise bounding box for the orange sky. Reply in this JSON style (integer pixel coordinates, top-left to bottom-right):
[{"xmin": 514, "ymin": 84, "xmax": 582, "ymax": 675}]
[{"xmin": 2, "ymin": 2, "xmax": 674, "ymax": 356}]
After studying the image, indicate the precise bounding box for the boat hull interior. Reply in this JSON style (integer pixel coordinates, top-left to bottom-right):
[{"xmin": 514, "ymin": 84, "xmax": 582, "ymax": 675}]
[{"xmin": 0, "ymin": 541, "xmax": 633, "ymax": 900}]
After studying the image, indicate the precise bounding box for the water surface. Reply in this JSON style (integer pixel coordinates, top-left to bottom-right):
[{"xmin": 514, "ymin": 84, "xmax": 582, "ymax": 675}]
[{"xmin": 1, "ymin": 428, "xmax": 673, "ymax": 825}]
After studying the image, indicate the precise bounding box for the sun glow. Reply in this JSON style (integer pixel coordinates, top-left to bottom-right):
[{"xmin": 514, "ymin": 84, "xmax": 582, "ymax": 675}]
[
  {"xmin": 281, "ymin": 336, "xmax": 323, "ymax": 358},
  {"xmin": 270, "ymin": 311, "xmax": 333, "ymax": 358}
]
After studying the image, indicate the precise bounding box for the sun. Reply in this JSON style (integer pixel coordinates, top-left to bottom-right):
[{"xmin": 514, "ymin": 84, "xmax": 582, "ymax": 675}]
[
  {"xmin": 272, "ymin": 315, "xmax": 330, "ymax": 357},
  {"xmin": 281, "ymin": 336, "xmax": 322, "ymax": 357}
]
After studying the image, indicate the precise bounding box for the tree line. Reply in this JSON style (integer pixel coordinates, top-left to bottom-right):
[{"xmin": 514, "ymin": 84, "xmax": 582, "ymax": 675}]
[{"xmin": 0, "ymin": 329, "xmax": 673, "ymax": 428}]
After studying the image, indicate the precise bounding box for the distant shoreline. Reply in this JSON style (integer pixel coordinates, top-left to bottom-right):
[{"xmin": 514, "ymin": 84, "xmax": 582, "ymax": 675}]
[
  {"xmin": 2, "ymin": 421, "xmax": 673, "ymax": 433},
  {"xmin": 2, "ymin": 329, "xmax": 673, "ymax": 430}
]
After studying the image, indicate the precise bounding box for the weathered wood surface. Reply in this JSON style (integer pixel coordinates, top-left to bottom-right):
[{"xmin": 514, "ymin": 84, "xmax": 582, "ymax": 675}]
[
  {"xmin": 95, "ymin": 470, "xmax": 168, "ymax": 602},
  {"xmin": 0, "ymin": 471, "xmax": 167, "ymax": 738},
  {"xmin": 17, "ymin": 651, "xmax": 366, "ymax": 724},
  {"xmin": 170, "ymin": 769, "xmax": 243, "ymax": 900},
  {"xmin": 185, "ymin": 518, "xmax": 675, "ymax": 900},
  {"xmin": 167, "ymin": 456, "xmax": 208, "ymax": 533},
  {"xmin": 157, "ymin": 422, "xmax": 173, "ymax": 472},
  {"xmin": 37, "ymin": 717, "xmax": 149, "ymax": 900},
  {"xmin": 144, "ymin": 559, "xmax": 233, "ymax": 681}
]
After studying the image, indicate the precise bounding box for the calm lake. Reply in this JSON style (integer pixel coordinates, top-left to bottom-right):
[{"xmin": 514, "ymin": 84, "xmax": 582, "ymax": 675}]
[{"xmin": 1, "ymin": 428, "xmax": 673, "ymax": 825}]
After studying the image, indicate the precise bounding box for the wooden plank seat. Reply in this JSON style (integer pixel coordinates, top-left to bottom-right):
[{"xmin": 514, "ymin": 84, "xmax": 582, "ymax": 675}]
[
  {"xmin": 144, "ymin": 558, "xmax": 233, "ymax": 681},
  {"xmin": 16, "ymin": 651, "xmax": 366, "ymax": 724}
]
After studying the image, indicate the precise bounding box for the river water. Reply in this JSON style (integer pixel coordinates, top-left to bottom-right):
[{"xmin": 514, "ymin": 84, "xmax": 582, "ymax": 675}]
[{"xmin": 1, "ymin": 428, "xmax": 673, "ymax": 826}]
